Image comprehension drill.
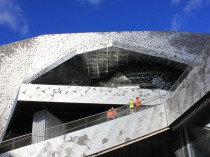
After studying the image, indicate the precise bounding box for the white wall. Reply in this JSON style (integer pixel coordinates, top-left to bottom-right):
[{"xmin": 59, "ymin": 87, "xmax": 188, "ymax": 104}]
[{"xmin": 18, "ymin": 84, "xmax": 166, "ymax": 105}]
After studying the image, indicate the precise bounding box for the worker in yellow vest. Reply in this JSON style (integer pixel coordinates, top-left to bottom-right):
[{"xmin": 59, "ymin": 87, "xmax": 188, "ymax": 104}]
[{"xmin": 129, "ymin": 98, "xmax": 135, "ymax": 114}]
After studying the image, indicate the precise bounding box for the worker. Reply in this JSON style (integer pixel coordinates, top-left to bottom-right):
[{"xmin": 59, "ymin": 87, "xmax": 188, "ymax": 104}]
[
  {"xmin": 107, "ymin": 109, "xmax": 114, "ymax": 121},
  {"xmin": 135, "ymin": 96, "xmax": 141, "ymax": 112},
  {"xmin": 129, "ymin": 98, "xmax": 135, "ymax": 114},
  {"xmin": 112, "ymin": 107, "xmax": 117, "ymax": 119}
]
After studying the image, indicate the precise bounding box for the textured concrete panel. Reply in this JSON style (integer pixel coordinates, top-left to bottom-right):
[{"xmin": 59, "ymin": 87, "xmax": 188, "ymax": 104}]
[
  {"xmin": 18, "ymin": 84, "xmax": 166, "ymax": 105},
  {"xmin": 0, "ymin": 104, "xmax": 167, "ymax": 157}
]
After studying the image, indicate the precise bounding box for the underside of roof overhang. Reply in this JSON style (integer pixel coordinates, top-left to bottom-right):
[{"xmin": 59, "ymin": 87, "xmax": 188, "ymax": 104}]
[{"xmin": 31, "ymin": 46, "xmax": 189, "ymax": 90}]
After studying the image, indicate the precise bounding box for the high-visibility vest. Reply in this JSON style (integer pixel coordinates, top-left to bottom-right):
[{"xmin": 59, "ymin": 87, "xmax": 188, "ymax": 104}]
[
  {"xmin": 136, "ymin": 98, "xmax": 141, "ymax": 107},
  {"xmin": 107, "ymin": 110, "xmax": 113, "ymax": 118},
  {"xmin": 129, "ymin": 100, "xmax": 134, "ymax": 109}
]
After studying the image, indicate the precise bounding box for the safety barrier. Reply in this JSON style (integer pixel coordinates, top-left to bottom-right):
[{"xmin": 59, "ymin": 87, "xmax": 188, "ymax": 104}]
[{"xmin": 0, "ymin": 96, "xmax": 163, "ymax": 153}]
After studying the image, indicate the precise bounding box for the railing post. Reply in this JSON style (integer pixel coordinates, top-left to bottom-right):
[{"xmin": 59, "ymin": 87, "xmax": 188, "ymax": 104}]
[
  {"xmin": 12, "ymin": 139, "xmax": 15, "ymax": 150},
  {"xmin": 85, "ymin": 119, "xmax": 87, "ymax": 128},
  {"xmin": 127, "ymin": 106, "xmax": 129, "ymax": 115},
  {"xmin": 62, "ymin": 124, "xmax": 64, "ymax": 135}
]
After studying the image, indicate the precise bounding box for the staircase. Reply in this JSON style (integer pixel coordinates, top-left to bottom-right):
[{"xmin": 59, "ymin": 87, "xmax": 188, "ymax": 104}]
[{"xmin": 0, "ymin": 96, "xmax": 167, "ymax": 157}]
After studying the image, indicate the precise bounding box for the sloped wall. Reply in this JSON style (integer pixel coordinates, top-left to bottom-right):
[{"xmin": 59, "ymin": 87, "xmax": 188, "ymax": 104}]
[
  {"xmin": 112, "ymin": 31, "xmax": 206, "ymax": 67},
  {"xmin": 165, "ymin": 48, "xmax": 210, "ymax": 124},
  {"xmin": 0, "ymin": 40, "xmax": 37, "ymax": 142}
]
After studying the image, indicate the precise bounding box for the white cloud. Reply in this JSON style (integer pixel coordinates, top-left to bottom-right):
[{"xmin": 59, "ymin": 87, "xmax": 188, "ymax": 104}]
[
  {"xmin": 171, "ymin": 0, "xmax": 181, "ymax": 5},
  {"xmin": 183, "ymin": 0, "xmax": 210, "ymax": 12},
  {"xmin": 78, "ymin": 0, "xmax": 103, "ymax": 6},
  {"xmin": 0, "ymin": 0, "xmax": 28, "ymax": 36},
  {"xmin": 87, "ymin": 0, "xmax": 103, "ymax": 5},
  {"xmin": 171, "ymin": 0, "xmax": 210, "ymax": 30},
  {"xmin": 184, "ymin": 0, "xmax": 203, "ymax": 12},
  {"xmin": 171, "ymin": 14, "xmax": 185, "ymax": 30}
]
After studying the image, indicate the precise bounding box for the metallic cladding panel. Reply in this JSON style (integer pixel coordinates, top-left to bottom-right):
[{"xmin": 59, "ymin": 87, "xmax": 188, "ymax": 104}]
[
  {"xmin": 165, "ymin": 47, "xmax": 210, "ymax": 124},
  {"xmin": 0, "ymin": 39, "xmax": 38, "ymax": 142},
  {"xmin": 18, "ymin": 84, "xmax": 167, "ymax": 105}
]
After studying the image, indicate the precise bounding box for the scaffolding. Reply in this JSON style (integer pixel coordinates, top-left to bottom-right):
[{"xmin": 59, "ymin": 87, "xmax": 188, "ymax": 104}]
[
  {"xmin": 32, "ymin": 46, "xmax": 189, "ymax": 90},
  {"xmin": 83, "ymin": 47, "xmax": 128, "ymax": 78},
  {"xmin": 83, "ymin": 46, "xmax": 187, "ymax": 89}
]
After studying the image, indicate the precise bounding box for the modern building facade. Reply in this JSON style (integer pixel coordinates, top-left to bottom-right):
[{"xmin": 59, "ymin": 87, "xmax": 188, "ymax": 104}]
[{"xmin": 0, "ymin": 31, "xmax": 210, "ymax": 156}]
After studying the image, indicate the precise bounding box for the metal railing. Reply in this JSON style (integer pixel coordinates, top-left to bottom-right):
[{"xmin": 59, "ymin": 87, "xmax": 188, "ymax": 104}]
[
  {"xmin": 0, "ymin": 96, "xmax": 163, "ymax": 154},
  {"xmin": 167, "ymin": 66, "xmax": 192, "ymax": 93}
]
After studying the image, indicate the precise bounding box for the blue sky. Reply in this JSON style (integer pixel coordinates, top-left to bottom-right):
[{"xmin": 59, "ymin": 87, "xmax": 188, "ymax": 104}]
[{"xmin": 0, "ymin": 0, "xmax": 210, "ymax": 45}]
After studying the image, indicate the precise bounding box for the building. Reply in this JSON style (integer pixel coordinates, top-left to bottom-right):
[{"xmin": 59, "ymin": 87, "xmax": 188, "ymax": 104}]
[{"xmin": 0, "ymin": 31, "xmax": 210, "ymax": 157}]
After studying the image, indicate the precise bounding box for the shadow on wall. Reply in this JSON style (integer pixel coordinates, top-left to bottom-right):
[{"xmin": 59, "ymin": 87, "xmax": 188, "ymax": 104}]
[{"xmin": 97, "ymin": 129, "xmax": 182, "ymax": 157}]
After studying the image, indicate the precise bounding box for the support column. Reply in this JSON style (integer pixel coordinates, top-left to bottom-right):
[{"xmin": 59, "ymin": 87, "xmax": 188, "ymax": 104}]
[{"xmin": 32, "ymin": 110, "xmax": 64, "ymax": 143}]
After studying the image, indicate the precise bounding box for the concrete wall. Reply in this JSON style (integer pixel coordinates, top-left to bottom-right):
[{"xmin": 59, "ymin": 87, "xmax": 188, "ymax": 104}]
[
  {"xmin": 165, "ymin": 47, "xmax": 210, "ymax": 124},
  {"xmin": 0, "ymin": 104, "xmax": 167, "ymax": 157},
  {"xmin": 18, "ymin": 84, "xmax": 166, "ymax": 105},
  {"xmin": 32, "ymin": 110, "xmax": 46, "ymax": 143}
]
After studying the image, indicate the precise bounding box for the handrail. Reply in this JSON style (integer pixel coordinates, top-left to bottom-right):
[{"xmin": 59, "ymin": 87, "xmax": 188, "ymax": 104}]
[
  {"xmin": 165, "ymin": 53, "xmax": 201, "ymax": 95},
  {"xmin": 2, "ymin": 94, "xmax": 164, "ymax": 143},
  {"xmin": 0, "ymin": 96, "xmax": 163, "ymax": 153},
  {"xmin": 166, "ymin": 66, "xmax": 191, "ymax": 93}
]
